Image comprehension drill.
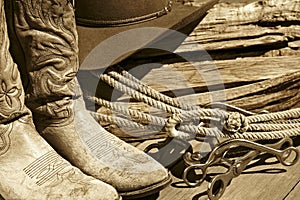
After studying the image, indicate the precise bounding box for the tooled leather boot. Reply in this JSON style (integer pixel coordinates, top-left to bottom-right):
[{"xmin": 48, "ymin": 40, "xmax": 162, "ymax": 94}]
[
  {"xmin": 0, "ymin": 1, "xmax": 120, "ymax": 199},
  {"xmin": 8, "ymin": 0, "xmax": 171, "ymax": 198}
]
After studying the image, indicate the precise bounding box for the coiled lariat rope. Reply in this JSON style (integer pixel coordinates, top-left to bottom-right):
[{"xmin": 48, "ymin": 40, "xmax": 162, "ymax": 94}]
[{"xmin": 87, "ymin": 68, "xmax": 300, "ymax": 141}]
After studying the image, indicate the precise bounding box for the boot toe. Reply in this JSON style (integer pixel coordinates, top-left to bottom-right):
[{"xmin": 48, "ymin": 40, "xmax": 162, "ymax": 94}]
[
  {"xmin": 76, "ymin": 179, "xmax": 120, "ymax": 200},
  {"xmin": 117, "ymin": 169, "xmax": 171, "ymax": 199},
  {"xmin": 97, "ymin": 148, "xmax": 171, "ymax": 198}
]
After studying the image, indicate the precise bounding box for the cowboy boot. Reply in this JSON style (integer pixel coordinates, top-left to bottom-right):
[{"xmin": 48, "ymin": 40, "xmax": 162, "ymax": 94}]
[
  {"xmin": 8, "ymin": 0, "xmax": 171, "ymax": 198},
  {"xmin": 0, "ymin": 1, "xmax": 120, "ymax": 199}
]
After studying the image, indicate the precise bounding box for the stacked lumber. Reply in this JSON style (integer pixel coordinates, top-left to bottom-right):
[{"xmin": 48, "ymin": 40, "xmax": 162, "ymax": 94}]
[
  {"xmin": 142, "ymin": 0, "xmax": 300, "ymax": 111},
  {"xmin": 183, "ymin": 0, "xmax": 300, "ymax": 58}
]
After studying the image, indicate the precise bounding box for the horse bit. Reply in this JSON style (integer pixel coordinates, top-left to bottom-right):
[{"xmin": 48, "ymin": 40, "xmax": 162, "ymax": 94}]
[
  {"xmin": 144, "ymin": 103, "xmax": 300, "ymax": 200},
  {"xmin": 183, "ymin": 137, "xmax": 299, "ymax": 200}
]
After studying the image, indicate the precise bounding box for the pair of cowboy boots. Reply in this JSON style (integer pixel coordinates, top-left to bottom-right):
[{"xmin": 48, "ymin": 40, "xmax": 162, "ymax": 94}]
[{"xmin": 0, "ymin": 0, "xmax": 170, "ymax": 199}]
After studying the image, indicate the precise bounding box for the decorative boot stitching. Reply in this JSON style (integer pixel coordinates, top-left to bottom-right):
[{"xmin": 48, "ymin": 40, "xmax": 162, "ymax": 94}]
[
  {"xmin": 23, "ymin": 151, "xmax": 71, "ymax": 186},
  {"xmin": 0, "ymin": 2, "xmax": 24, "ymax": 121},
  {"xmin": 85, "ymin": 133, "xmax": 123, "ymax": 159},
  {"xmin": 0, "ymin": 1, "xmax": 27, "ymax": 156},
  {"xmin": 13, "ymin": 0, "xmax": 79, "ymax": 118},
  {"xmin": 0, "ymin": 124, "xmax": 12, "ymax": 156},
  {"xmin": 42, "ymin": 99, "xmax": 72, "ymax": 119},
  {"xmin": 86, "ymin": 133, "xmax": 151, "ymax": 165},
  {"xmin": 0, "ymin": 73, "xmax": 22, "ymax": 119}
]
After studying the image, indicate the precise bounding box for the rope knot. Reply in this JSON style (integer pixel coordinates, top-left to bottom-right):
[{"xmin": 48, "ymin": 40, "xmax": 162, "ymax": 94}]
[
  {"xmin": 222, "ymin": 112, "xmax": 248, "ymax": 134},
  {"xmin": 164, "ymin": 113, "xmax": 191, "ymax": 139}
]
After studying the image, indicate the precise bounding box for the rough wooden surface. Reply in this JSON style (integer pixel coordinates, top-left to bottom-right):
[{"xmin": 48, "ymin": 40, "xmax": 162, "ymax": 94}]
[
  {"xmin": 120, "ymin": 0, "xmax": 300, "ymax": 114},
  {"xmin": 133, "ymin": 0, "xmax": 300, "ymax": 60},
  {"xmin": 184, "ymin": 0, "xmax": 300, "ymax": 59},
  {"xmin": 285, "ymin": 179, "xmax": 300, "ymax": 200},
  {"xmin": 143, "ymin": 56, "xmax": 300, "ymax": 91},
  {"xmin": 142, "ymin": 56, "xmax": 300, "ymax": 112},
  {"xmin": 158, "ymin": 145, "xmax": 300, "ymax": 200}
]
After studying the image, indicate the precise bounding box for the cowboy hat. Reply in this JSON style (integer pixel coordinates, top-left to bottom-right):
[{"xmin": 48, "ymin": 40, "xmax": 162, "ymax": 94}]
[{"xmin": 75, "ymin": 0, "xmax": 218, "ymax": 70}]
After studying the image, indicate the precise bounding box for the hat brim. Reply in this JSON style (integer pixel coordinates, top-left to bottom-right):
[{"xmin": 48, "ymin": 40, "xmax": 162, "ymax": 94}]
[{"xmin": 77, "ymin": 0, "xmax": 218, "ymax": 69}]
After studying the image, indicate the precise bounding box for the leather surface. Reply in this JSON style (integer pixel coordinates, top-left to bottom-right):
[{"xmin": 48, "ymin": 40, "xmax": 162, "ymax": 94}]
[{"xmin": 76, "ymin": 0, "xmax": 170, "ymax": 26}]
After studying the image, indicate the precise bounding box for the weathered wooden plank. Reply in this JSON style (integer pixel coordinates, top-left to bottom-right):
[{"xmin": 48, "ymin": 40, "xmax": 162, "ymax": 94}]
[
  {"xmin": 130, "ymin": 1, "xmax": 300, "ymax": 61},
  {"xmin": 195, "ymin": 0, "xmax": 300, "ymax": 25},
  {"xmin": 176, "ymin": 71, "xmax": 300, "ymax": 109},
  {"xmin": 285, "ymin": 180, "xmax": 300, "ymax": 200},
  {"xmin": 177, "ymin": 0, "xmax": 300, "ymax": 59},
  {"xmin": 191, "ymin": 34, "xmax": 288, "ymax": 51},
  {"xmin": 142, "ymin": 56, "xmax": 300, "ymax": 94},
  {"xmin": 228, "ymin": 87, "xmax": 300, "ymax": 112},
  {"xmin": 97, "ymin": 56, "xmax": 300, "ymax": 141},
  {"xmin": 187, "ymin": 25, "xmax": 282, "ymax": 43}
]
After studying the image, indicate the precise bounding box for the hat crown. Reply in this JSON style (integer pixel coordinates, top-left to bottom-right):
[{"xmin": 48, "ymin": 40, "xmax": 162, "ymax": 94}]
[{"xmin": 75, "ymin": 0, "xmax": 172, "ymax": 27}]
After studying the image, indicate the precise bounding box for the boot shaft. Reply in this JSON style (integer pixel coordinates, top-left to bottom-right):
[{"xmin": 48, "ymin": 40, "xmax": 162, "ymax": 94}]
[
  {"xmin": 0, "ymin": 0, "xmax": 28, "ymax": 124},
  {"xmin": 8, "ymin": 0, "xmax": 79, "ymax": 119}
]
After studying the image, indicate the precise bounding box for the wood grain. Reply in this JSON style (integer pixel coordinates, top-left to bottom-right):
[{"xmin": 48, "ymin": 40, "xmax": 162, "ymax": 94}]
[
  {"xmin": 156, "ymin": 144, "xmax": 300, "ymax": 200},
  {"xmin": 135, "ymin": 0, "xmax": 300, "ymax": 60},
  {"xmin": 285, "ymin": 180, "xmax": 300, "ymax": 200},
  {"xmin": 142, "ymin": 56, "xmax": 300, "ymax": 92}
]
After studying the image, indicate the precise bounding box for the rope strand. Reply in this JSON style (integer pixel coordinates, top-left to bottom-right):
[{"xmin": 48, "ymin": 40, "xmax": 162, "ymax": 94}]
[
  {"xmin": 230, "ymin": 129, "xmax": 300, "ymax": 140},
  {"xmin": 118, "ymin": 70, "xmax": 194, "ymax": 110},
  {"xmin": 247, "ymin": 108, "xmax": 300, "ymax": 123},
  {"xmin": 87, "ymin": 95, "xmax": 168, "ymax": 127},
  {"xmin": 109, "ymin": 71, "xmax": 184, "ymax": 109},
  {"xmin": 249, "ymin": 123, "xmax": 300, "ymax": 132},
  {"xmin": 90, "ymin": 111, "xmax": 162, "ymax": 132},
  {"xmin": 100, "ymin": 73, "xmax": 228, "ymax": 120}
]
